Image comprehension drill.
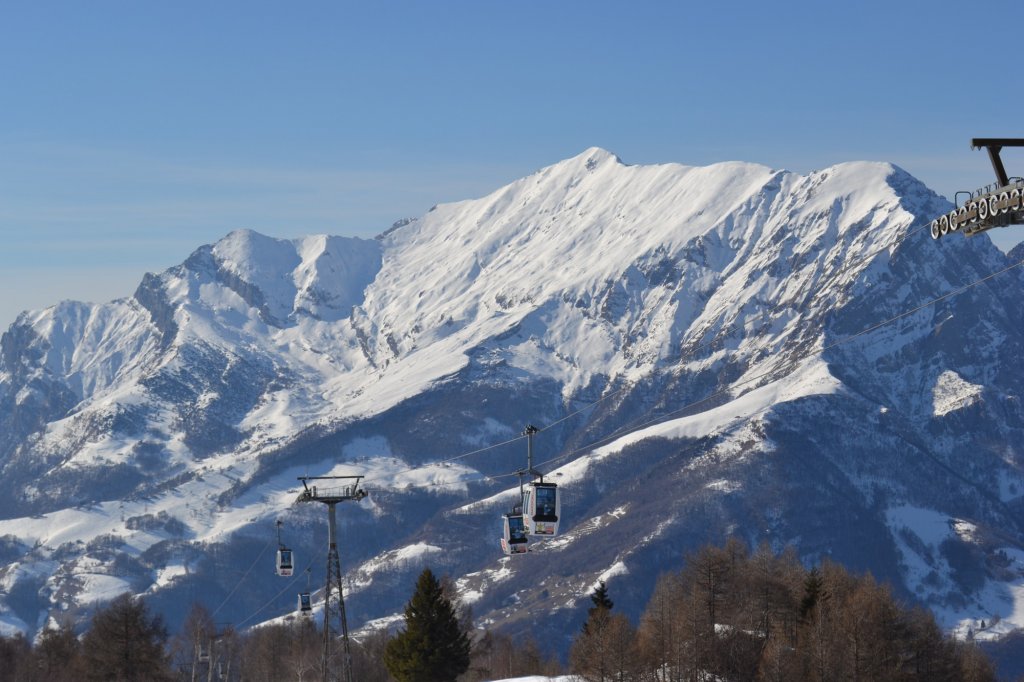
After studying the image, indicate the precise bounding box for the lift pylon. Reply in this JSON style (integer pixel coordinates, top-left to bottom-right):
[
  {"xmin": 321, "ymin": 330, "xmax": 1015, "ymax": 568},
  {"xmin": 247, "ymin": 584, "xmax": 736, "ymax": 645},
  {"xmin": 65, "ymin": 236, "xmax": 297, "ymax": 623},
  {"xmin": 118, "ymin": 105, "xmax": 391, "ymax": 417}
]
[{"xmin": 296, "ymin": 476, "xmax": 366, "ymax": 682}]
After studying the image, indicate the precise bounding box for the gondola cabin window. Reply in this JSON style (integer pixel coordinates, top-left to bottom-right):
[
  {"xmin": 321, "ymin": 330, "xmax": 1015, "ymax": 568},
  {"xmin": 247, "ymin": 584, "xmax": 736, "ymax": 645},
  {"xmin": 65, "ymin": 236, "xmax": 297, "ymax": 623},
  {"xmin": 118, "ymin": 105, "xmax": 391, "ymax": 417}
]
[
  {"xmin": 501, "ymin": 513, "xmax": 528, "ymax": 555},
  {"xmin": 298, "ymin": 592, "xmax": 312, "ymax": 616},
  {"xmin": 277, "ymin": 548, "xmax": 294, "ymax": 576},
  {"xmin": 526, "ymin": 482, "xmax": 560, "ymax": 536}
]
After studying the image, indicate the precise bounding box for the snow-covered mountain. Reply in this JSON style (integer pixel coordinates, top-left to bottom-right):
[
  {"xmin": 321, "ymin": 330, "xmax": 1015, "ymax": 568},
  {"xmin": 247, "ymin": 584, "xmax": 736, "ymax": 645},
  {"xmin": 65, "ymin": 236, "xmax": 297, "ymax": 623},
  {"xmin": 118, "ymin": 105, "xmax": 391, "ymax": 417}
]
[{"xmin": 1, "ymin": 148, "xmax": 1022, "ymax": 657}]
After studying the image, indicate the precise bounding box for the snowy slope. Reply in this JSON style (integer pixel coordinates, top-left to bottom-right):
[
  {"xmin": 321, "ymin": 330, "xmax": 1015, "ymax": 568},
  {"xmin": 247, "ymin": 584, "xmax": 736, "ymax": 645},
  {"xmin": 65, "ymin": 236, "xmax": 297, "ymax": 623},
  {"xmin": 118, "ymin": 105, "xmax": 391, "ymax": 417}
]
[{"xmin": 0, "ymin": 149, "xmax": 1022, "ymax": 658}]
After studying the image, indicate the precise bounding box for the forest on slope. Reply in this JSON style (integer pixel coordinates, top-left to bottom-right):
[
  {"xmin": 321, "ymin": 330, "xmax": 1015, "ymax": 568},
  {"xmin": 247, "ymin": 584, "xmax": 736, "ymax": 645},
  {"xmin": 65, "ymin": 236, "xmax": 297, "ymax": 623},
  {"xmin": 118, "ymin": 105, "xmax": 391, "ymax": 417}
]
[{"xmin": 0, "ymin": 540, "xmax": 1001, "ymax": 681}]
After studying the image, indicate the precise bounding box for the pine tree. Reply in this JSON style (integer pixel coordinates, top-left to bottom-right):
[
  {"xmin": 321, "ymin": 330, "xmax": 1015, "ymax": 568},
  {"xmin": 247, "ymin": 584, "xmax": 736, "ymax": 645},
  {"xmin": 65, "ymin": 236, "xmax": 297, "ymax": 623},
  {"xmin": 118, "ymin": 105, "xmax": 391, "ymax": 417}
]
[
  {"xmin": 799, "ymin": 566, "xmax": 823, "ymax": 620},
  {"xmin": 591, "ymin": 580, "xmax": 614, "ymax": 610},
  {"xmin": 383, "ymin": 568, "xmax": 471, "ymax": 682},
  {"xmin": 573, "ymin": 581, "xmax": 641, "ymax": 682},
  {"xmin": 583, "ymin": 580, "xmax": 614, "ymax": 635}
]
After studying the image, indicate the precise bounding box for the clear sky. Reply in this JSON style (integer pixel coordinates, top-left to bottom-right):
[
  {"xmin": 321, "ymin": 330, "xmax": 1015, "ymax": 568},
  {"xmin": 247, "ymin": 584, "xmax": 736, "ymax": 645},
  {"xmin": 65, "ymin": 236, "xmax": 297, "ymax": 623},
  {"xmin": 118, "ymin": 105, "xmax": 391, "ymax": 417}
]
[{"xmin": 2, "ymin": 0, "xmax": 1022, "ymax": 330}]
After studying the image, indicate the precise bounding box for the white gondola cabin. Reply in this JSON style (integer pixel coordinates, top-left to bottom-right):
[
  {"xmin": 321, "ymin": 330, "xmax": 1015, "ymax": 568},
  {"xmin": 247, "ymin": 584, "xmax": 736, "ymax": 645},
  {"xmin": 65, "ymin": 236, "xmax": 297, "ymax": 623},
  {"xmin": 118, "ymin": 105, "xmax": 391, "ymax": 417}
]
[
  {"xmin": 297, "ymin": 592, "xmax": 312, "ymax": 616},
  {"xmin": 276, "ymin": 548, "xmax": 294, "ymax": 576},
  {"xmin": 524, "ymin": 481, "xmax": 560, "ymax": 536},
  {"xmin": 501, "ymin": 512, "xmax": 529, "ymax": 555}
]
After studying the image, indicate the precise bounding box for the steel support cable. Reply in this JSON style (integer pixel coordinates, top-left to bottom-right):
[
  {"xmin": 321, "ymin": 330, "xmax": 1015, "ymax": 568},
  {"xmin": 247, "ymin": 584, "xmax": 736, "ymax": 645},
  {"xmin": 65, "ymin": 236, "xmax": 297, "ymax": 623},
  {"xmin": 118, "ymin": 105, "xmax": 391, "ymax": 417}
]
[
  {"xmin": 362, "ymin": 432, "xmax": 529, "ymax": 489},
  {"xmin": 234, "ymin": 223, "xmax": 985, "ymax": 621},
  {"xmin": 518, "ymin": 256, "xmax": 1024, "ymax": 476},
  {"xmin": 244, "ymin": 253, "xmax": 1018, "ymax": 626},
  {"xmin": 534, "ymin": 221, "xmax": 931, "ymax": 436},
  {"xmin": 235, "ymin": 558, "xmax": 317, "ymax": 629},
  {"xmin": 436, "ymin": 252, "xmax": 1024, "ymax": 484},
  {"xmin": 364, "ymin": 219, "xmax": 934, "ymax": 489},
  {"xmin": 210, "ymin": 533, "xmax": 276, "ymax": 618}
]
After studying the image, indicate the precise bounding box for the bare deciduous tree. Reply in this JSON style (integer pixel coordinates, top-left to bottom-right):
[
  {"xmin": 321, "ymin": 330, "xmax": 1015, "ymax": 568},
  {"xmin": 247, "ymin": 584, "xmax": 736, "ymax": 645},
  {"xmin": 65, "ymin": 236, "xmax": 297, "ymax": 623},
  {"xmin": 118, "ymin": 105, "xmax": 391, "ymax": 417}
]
[{"xmin": 80, "ymin": 593, "xmax": 171, "ymax": 682}]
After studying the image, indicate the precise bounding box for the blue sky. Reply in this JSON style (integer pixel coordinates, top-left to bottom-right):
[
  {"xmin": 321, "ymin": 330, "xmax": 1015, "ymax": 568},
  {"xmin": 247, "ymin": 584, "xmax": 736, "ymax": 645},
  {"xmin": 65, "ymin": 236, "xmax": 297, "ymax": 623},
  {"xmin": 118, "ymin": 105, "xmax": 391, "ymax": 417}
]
[{"xmin": 2, "ymin": 0, "xmax": 1022, "ymax": 329}]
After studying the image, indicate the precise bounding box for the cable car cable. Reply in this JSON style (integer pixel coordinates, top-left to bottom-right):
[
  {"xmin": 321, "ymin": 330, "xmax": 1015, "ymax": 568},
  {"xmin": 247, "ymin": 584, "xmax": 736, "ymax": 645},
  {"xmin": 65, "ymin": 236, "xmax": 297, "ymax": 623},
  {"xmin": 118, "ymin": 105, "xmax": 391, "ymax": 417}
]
[
  {"xmin": 234, "ymin": 557, "xmax": 317, "ymax": 629},
  {"xmin": 365, "ymin": 216, "xmax": 934, "ymax": 484},
  {"xmin": 351, "ymin": 224, "xmax": 1009, "ymax": 499},
  {"xmin": 210, "ymin": 533, "xmax": 276, "ymax": 619},
  {"xmin": 534, "ymin": 221, "xmax": 932, "ymax": 436},
  {"xmin": 231, "ymin": 217, "xmax": 972, "ymax": 614},
  {"xmin": 519, "ymin": 255, "xmax": 1024, "ymax": 477},
  {"xmin": 361, "ymin": 433, "xmax": 530, "ymax": 485},
  {"xmin": 480, "ymin": 222, "xmax": 975, "ymax": 476},
  {"xmin": 386, "ymin": 254, "xmax": 1024, "ymax": 492}
]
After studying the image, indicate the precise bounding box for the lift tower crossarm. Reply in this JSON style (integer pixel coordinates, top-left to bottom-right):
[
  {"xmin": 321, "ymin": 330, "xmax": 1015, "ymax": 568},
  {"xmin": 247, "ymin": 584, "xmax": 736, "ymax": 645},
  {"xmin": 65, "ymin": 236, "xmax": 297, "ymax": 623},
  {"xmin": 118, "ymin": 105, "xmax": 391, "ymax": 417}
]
[
  {"xmin": 929, "ymin": 137, "xmax": 1024, "ymax": 239},
  {"xmin": 970, "ymin": 138, "xmax": 1024, "ymax": 188}
]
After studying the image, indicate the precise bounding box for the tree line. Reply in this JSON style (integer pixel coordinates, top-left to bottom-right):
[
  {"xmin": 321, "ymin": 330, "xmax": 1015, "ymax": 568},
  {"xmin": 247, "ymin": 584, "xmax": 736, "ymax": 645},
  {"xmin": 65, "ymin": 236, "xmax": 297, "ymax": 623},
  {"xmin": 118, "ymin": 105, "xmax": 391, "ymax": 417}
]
[
  {"xmin": 0, "ymin": 540, "xmax": 1003, "ymax": 681},
  {"xmin": 571, "ymin": 540, "xmax": 998, "ymax": 682},
  {"xmin": 0, "ymin": 568, "xmax": 558, "ymax": 682}
]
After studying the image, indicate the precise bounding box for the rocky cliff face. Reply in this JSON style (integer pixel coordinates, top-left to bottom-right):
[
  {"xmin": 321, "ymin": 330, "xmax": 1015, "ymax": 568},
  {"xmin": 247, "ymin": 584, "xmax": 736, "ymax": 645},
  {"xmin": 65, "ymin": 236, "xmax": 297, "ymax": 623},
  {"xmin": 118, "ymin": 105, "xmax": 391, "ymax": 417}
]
[{"xmin": 0, "ymin": 149, "xmax": 1022, "ymax": 655}]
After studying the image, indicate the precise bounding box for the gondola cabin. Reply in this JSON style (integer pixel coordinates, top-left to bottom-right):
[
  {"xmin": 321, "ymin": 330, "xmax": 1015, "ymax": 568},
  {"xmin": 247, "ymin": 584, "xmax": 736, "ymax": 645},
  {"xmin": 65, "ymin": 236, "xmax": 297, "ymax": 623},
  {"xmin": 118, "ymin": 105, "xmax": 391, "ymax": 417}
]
[
  {"xmin": 297, "ymin": 592, "xmax": 312, "ymax": 616},
  {"xmin": 276, "ymin": 548, "xmax": 294, "ymax": 576},
  {"xmin": 501, "ymin": 512, "xmax": 528, "ymax": 555},
  {"xmin": 524, "ymin": 482, "xmax": 560, "ymax": 536}
]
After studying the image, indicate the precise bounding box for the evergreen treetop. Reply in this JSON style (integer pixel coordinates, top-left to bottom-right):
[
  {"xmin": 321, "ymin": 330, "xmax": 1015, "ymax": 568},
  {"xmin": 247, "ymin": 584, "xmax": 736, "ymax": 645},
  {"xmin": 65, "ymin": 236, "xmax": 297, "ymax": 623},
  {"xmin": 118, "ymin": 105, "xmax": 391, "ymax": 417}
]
[
  {"xmin": 384, "ymin": 568, "xmax": 471, "ymax": 682},
  {"xmin": 590, "ymin": 580, "xmax": 614, "ymax": 612},
  {"xmin": 800, "ymin": 565, "xmax": 825, "ymax": 621},
  {"xmin": 582, "ymin": 580, "xmax": 614, "ymax": 636}
]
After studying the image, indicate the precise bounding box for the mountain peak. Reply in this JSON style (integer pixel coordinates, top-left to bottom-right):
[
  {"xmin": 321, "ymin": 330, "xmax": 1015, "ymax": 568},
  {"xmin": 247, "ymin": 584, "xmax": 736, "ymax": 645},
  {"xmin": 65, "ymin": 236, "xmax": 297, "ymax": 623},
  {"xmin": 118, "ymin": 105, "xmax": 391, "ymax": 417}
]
[
  {"xmin": 577, "ymin": 146, "xmax": 622, "ymax": 165},
  {"xmin": 547, "ymin": 147, "xmax": 623, "ymax": 174},
  {"xmin": 2, "ymin": 150, "xmax": 1022, "ymax": 663},
  {"xmin": 211, "ymin": 229, "xmax": 298, "ymax": 275}
]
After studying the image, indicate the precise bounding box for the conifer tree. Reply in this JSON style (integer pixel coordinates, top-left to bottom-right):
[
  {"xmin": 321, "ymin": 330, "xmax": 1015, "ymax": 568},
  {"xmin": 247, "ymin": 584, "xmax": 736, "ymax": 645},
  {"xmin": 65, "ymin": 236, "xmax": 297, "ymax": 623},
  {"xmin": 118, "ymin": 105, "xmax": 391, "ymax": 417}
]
[
  {"xmin": 583, "ymin": 580, "xmax": 614, "ymax": 635},
  {"xmin": 383, "ymin": 568, "xmax": 471, "ymax": 682},
  {"xmin": 799, "ymin": 566, "xmax": 823, "ymax": 620},
  {"xmin": 591, "ymin": 580, "xmax": 614, "ymax": 610},
  {"xmin": 573, "ymin": 581, "xmax": 641, "ymax": 681}
]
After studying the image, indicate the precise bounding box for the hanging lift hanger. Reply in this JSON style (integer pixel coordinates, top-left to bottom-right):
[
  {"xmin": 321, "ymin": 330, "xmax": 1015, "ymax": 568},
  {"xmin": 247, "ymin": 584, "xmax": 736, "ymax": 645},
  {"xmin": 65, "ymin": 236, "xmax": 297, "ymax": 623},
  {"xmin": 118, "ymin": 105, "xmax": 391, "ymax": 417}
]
[
  {"xmin": 275, "ymin": 520, "xmax": 294, "ymax": 577},
  {"xmin": 500, "ymin": 425, "xmax": 562, "ymax": 555}
]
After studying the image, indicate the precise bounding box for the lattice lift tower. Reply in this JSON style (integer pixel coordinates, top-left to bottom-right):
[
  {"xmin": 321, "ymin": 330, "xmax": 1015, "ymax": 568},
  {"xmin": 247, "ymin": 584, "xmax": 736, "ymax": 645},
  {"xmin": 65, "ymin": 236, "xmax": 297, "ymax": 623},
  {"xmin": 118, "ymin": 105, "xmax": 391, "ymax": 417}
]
[{"xmin": 296, "ymin": 476, "xmax": 366, "ymax": 682}]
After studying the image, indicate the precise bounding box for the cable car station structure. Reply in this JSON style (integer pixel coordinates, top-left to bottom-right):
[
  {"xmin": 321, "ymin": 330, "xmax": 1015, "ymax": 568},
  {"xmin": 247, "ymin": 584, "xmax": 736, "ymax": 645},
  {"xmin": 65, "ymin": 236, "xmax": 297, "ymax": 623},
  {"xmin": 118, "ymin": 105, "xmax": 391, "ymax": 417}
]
[
  {"xmin": 295, "ymin": 475, "xmax": 366, "ymax": 682},
  {"xmin": 931, "ymin": 138, "xmax": 1024, "ymax": 239}
]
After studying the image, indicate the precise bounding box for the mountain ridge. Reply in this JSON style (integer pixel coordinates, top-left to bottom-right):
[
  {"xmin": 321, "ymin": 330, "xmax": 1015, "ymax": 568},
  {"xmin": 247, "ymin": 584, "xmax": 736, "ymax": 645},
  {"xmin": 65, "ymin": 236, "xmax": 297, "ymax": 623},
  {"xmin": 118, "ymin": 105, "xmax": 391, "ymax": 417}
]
[{"xmin": 1, "ymin": 149, "xmax": 1022, "ymax": 661}]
